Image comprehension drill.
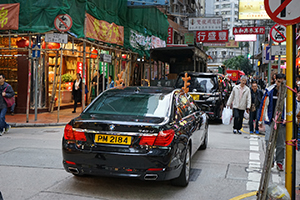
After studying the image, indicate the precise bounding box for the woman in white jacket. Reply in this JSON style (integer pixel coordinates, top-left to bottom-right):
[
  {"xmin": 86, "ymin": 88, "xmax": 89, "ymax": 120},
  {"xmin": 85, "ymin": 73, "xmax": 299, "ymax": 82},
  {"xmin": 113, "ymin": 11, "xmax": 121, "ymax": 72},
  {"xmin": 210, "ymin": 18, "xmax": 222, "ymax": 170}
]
[{"xmin": 227, "ymin": 76, "xmax": 251, "ymax": 134}]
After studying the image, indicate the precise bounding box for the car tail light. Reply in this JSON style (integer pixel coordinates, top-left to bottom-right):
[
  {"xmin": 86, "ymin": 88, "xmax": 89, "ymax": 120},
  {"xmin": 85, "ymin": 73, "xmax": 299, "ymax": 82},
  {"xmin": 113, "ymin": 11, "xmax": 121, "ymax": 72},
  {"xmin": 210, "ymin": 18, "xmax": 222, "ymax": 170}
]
[
  {"xmin": 139, "ymin": 129, "xmax": 175, "ymax": 147},
  {"xmin": 139, "ymin": 135, "xmax": 156, "ymax": 146},
  {"xmin": 66, "ymin": 160, "xmax": 76, "ymax": 165},
  {"xmin": 64, "ymin": 124, "xmax": 86, "ymax": 141},
  {"xmin": 154, "ymin": 129, "xmax": 175, "ymax": 146},
  {"xmin": 147, "ymin": 168, "xmax": 163, "ymax": 171}
]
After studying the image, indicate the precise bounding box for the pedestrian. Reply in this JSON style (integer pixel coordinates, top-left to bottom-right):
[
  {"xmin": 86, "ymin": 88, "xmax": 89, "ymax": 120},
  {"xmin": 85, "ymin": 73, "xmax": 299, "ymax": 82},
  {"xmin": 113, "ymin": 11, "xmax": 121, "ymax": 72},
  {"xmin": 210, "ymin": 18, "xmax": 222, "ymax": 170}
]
[
  {"xmin": 107, "ymin": 75, "xmax": 114, "ymax": 89},
  {"xmin": 92, "ymin": 71, "xmax": 107, "ymax": 95},
  {"xmin": 249, "ymin": 81, "xmax": 263, "ymax": 134},
  {"xmin": 72, "ymin": 73, "xmax": 82, "ymax": 113},
  {"xmin": 226, "ymin": 76, "xmax": 251, "ymax": 134},
  {"xmin": 296, "ymin": 88, "xmax": 300, "ymax": 124},
  {"xmin": 0, "ymin": 74, "xmax": 14, "ymax": 136},
  {"xmin": 258, "ymin": 73, "xmax": 286, "ymax": 171}
]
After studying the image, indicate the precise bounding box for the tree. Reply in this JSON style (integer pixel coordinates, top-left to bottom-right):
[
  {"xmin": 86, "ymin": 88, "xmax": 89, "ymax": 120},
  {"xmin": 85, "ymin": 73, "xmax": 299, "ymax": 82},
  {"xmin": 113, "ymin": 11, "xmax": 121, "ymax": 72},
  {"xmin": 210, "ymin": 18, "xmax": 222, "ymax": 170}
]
[{"xmin": 223, "ymin": 55, "xmax": 253, "ymax": 75}]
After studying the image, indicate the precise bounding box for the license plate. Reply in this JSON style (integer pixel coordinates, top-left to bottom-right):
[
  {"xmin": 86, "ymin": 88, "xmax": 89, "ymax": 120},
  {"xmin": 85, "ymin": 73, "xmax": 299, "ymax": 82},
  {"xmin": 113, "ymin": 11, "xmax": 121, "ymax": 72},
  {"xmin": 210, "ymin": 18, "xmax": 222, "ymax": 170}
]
[
  {"xmin": 95, "ymin": 134, "xmax": 132, "ymax": 145},
  {"xmin": 190, "ymin": 94, "xmax": 199, "ymax": 100}
]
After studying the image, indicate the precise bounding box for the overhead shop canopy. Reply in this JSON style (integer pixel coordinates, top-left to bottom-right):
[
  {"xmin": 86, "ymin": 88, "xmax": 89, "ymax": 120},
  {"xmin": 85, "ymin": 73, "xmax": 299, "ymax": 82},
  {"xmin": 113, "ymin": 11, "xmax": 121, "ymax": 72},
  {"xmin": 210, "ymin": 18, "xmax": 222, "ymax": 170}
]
[{"xmin": 150, "ymin": 46, "xmax": 207, "ymax": 63}]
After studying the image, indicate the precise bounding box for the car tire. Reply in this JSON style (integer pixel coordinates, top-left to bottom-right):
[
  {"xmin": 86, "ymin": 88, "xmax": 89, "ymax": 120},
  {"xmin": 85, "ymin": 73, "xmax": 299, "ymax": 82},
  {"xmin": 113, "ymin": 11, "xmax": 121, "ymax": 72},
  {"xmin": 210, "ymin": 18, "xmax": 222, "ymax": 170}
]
[
  {"xmin": 199, "ymin": 126, "xmax": 208, "ymax": 150},
  {"xmin": 171, "ymin": 144, "xmax": 191, "ymax": 187}
]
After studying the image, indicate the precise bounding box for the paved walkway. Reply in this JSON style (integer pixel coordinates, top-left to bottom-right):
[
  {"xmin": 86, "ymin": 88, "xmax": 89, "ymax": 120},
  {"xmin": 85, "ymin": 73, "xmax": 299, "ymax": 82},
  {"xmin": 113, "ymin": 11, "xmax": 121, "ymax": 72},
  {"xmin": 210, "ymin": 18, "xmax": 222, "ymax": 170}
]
[{"xmin": 5, "ymin": 108, "xmax": 81, "ymax": 127}]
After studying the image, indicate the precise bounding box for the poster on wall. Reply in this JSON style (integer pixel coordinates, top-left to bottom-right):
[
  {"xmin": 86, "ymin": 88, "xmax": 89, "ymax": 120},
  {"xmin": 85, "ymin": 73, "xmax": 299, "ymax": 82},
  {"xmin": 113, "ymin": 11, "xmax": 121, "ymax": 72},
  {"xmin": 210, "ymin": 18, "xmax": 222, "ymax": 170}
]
[{"xmin": 238, "ymin": 0, "xmax": 270, "ymax": 20}]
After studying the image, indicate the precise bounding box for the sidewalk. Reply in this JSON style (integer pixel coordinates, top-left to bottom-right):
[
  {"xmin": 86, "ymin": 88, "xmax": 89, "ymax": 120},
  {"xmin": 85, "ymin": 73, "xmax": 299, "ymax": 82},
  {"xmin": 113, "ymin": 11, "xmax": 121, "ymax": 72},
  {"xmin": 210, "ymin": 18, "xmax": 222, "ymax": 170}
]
[{"xmin": 5, "ymin": 108, "xmax": 80, "ymax": 127}]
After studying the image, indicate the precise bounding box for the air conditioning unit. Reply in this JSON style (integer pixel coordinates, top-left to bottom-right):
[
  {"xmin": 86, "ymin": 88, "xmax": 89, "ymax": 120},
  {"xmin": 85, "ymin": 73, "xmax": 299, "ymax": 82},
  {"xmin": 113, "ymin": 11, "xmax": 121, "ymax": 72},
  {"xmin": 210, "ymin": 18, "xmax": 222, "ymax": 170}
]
[
  {"xmin": 173, "ymin": 0, "xmax": 178, "ymax": 4},
  {"xmin": 182, "ymin": 5, "xmax": 186, "ymax": 12},
  {"xmin": 183, "ymin": 20, "xmax": 188, "ymax": 28},
  {"xmin": 191, "ymin": 3, "xmax": 195, "ymax": 9},
  {"xmin": 176, "ymin": 18, "xmax": 180, "ymax": 24}
]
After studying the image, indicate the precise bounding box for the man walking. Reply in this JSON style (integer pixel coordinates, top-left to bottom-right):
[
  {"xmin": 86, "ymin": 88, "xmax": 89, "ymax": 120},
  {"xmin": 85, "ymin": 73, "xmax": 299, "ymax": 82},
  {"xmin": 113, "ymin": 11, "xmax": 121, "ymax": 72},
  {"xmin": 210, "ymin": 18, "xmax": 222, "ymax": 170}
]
[
  {"xmin": 258, "ymin": 73, "xmax": 286, "ymax": 171},
  {"xmin": 249, "ymin": 81, "xmax": 263, "ymax": 134},
  {"xmin": 227, "ymin": 76, "xmax": 251, "ymax": 134},
  {"xmin": 0, "ymin": 74, "xmax": 15, "ymax": 136}
]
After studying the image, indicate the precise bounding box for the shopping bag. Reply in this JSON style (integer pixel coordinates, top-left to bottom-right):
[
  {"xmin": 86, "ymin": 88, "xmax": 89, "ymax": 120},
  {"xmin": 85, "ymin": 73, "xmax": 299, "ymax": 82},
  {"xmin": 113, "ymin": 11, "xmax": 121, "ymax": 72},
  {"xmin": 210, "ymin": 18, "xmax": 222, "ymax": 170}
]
[
  {"xmin": 244, "ymin": 110, "xmax": 249, "ymax": 120},
  {"xmin": 222, "ymin": 107, "xmax": 232, "ymax": 125}
]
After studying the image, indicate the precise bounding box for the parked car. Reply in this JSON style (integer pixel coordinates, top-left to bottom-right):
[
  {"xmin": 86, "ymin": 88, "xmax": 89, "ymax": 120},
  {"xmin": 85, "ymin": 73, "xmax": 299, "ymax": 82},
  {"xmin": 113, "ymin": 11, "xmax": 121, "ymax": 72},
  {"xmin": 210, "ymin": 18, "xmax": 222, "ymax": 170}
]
[
  {"xmin": 62, "ymin": 86, "xmax": 208, "ymax": 186},
  {"xmin": 175, "ymin": 72, "xmax": 231, "ymax": 120}
]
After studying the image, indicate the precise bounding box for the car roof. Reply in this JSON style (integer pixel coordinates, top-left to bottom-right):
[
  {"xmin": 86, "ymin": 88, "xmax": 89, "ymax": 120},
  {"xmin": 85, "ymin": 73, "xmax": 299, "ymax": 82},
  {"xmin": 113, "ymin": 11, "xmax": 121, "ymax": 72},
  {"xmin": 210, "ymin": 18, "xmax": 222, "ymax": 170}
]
[
  {"xmin": 106, "ymin": 86, "xmax": 178, "ymax": 95},
  {"xmin": 178, "ymin": 72, "xmax": 217, "ymax": 76}
]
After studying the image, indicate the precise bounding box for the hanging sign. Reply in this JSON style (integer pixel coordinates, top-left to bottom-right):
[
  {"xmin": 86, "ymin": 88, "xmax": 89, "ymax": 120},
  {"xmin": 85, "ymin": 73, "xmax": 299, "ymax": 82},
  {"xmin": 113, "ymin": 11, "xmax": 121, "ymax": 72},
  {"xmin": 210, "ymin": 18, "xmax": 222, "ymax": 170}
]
[
  {"xmin": 45, "ymin": 33, "xmax": 68, "ymax": 44},
  {"xmin": 233, "ymin": 27, "xmax": 265, "ymax": 35},
  {"xmin": 54, "ymin": 14, "xmax": 73, "ymax": 32},
  {"xmin": 196, "ymin": 30, "xmax": 228, "ymax": 43},
  {"xmin": 271, "ymin": 45, "xmax": 286, "ymax": 55},
  {"xmin": 270, "ymin": 24, "xmax": 286, "ymax": 43},
  {"xmin": 167, "ymin": 27, "xmax": 173, "ymax": 44},
  {"xmin": 264, "ymin": 0, "xmax": 300, "ymax": 25},
  {"xmin": 189, "ymin": 17, "xmax": 222, "ymax": 31},
  {"xmin": 0, "ymin": 3, "xmax": 20, "ymax": 30}
]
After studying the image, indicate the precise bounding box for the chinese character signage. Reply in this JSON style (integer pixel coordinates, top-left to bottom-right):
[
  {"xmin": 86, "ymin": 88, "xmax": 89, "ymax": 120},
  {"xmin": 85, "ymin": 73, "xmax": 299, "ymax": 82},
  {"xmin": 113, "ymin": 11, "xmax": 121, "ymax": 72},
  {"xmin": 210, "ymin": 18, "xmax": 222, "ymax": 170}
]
[
  {"xmin": 233, "ymin": 27, "xmax": 265, "ymax": 35},
  {"xmin": 0, "ymin": 3, "xmax": 19, "ymax": 30},
  {"xmin": 196, "ymin": 30, "xmax": 228, "ymax": 43},
  {"xmin": 167, "ymin": 27, "xmax": 173, "ymax": 44},
  {"xmin": 239, "ymin": 0, "xmax": 270, "ymax": 20},
  {"xmin": 189, "ymin": 17, "xmax": 222, "ymax": 31},
  {"xmin": 85, "ymin": 13, "xmax": 124, "ymax": 46},
  {"xmin": 184, "ymin": 33, "xmax": 194, "ymax": 44}
]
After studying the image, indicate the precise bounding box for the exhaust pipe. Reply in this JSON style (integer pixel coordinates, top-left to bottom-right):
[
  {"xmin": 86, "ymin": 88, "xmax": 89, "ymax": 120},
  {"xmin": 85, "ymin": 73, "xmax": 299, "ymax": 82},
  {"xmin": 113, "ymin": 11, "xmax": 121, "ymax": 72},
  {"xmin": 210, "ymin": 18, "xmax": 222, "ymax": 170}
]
[
  {"xmin": 68, "ymin": 167, "xmax": 79, "ymax": 174},
  {"xmin": 144, "ymin": 174, "xmax": 158, "ymax": 180}
]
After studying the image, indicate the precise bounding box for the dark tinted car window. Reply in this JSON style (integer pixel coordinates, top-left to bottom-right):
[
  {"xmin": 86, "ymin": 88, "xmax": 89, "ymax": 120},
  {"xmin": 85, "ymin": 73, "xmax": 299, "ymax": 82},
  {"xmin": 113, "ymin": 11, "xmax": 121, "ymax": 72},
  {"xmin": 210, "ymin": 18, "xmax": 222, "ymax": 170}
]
[
  {"xmin": 85, "ymin": 92, "xmax": 172, "ymax": 120},
  {"xmin": 176, "ymin": 75, "xmax": 218, "ymax": 93}
]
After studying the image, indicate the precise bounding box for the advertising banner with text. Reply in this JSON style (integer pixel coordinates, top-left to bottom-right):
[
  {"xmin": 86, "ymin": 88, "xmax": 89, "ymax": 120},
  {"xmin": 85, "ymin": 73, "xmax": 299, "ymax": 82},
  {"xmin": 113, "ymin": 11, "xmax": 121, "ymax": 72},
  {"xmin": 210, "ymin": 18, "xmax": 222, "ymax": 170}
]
[
  {"xmin": 238, "ymin": 0, "xmax": 270, "ymax": 19},
  {"xmin": 233, "ymin": 27, "xmax": 265, "ymax": 35},
  {"xmin": 85, "ymin": 13, "xmax": 124, "ymax": 46},
  {"xmin": 0, "ymin": 3, "xmax": 19, "ymax": 30}
]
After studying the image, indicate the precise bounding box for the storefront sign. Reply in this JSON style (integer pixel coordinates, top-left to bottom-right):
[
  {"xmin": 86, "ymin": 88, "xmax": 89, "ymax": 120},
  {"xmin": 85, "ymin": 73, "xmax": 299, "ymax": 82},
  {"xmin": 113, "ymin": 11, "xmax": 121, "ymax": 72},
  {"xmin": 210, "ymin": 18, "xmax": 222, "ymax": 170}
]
[
  {"xmin": 184, "ymin": 33, "xmax": 194, "ymax": 44},
  {"xmin": 85, "ymin": 13, "xmax": 124, "ymax": 46},
  {"xmin": 196, "ymin": 30, "xmax": 228, "ymax": 43},
  {"xmin": 151, "ymin": 35, "xmax": 166, "ymax": 49},
  {"xmin": 0, "ymin": 3, "xmax": 20, "ymax": 30},
  {"xmin": 189, "ymin": 17, "xmax": 222, "ymax": 31},
  {"xmin": 235, "ymin": 34, "xmax": 257, "ymax": 41},
  {"xmin": 129, "ymin": 29, "xmax": 151, "ymax": 50},
  {"xmin": 233, "ymin": 27, "xmax": 265, "ymax": 35},
  {"xmin": 45, "ymin": 33, "xmax": 68, "ymax": 44},
  {"xmin": 239, "ymin": 0, "xmax": 270, "ymax": 20},
  {"xmin": 167, "ymin": 27, "xmax": 173, "ymax": 44}
]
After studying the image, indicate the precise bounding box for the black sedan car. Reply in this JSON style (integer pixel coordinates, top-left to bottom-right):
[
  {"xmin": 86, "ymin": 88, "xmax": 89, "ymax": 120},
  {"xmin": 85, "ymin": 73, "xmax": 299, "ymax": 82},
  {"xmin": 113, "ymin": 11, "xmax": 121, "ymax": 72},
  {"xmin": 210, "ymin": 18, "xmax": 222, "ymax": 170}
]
[{"xmin": 62, "ymin": 86, "xmax": 208, "ymax": 186}]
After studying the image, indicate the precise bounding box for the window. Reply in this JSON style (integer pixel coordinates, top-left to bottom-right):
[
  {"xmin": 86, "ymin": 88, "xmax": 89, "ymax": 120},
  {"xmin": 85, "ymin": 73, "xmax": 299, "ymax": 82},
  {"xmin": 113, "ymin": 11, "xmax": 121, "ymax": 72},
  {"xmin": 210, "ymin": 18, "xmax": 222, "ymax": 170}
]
[
  {"xmin": 215, "ymin": 12, "xmax": 219, "ymax": 15},
  {"xmin": 222, "ymin": 4, "xmax": 231, "ymax": 8},
  {"xmin": 215, "ymin": 5, "xmax": 219, "ymax": 9}
]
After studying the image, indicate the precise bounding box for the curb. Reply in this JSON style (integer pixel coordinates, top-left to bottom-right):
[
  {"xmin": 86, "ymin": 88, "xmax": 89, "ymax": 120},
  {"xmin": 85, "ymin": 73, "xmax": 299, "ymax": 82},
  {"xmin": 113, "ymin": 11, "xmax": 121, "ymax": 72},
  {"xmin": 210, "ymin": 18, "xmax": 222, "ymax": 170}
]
[{"xmin": 10, "ymin": 122, "xmax": 67, "ymax": 127}]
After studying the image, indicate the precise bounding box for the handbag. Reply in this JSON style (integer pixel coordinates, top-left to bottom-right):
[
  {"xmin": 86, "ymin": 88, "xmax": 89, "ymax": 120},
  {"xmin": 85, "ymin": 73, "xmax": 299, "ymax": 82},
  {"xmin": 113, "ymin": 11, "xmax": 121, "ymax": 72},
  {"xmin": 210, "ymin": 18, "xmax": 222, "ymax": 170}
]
[
  {"xmin": 250, "ymin": 103, "xmax": 256, "ymax": 112},
  {"xmin": 3, "ymin": 86, "xmax": 15, "ymax": 107}
]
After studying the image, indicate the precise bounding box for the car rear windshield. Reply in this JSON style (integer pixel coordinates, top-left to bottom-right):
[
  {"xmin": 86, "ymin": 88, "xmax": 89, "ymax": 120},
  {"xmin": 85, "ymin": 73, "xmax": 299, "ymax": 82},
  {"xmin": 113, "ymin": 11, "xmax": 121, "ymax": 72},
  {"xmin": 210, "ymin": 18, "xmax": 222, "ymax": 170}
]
[
  {"xmin": 176, "ymin": 75, "xmax": 217, "ymax": 93},
  {"xmin": 85, "ymin": 92, "xmax": 172, "ymax": 121}
]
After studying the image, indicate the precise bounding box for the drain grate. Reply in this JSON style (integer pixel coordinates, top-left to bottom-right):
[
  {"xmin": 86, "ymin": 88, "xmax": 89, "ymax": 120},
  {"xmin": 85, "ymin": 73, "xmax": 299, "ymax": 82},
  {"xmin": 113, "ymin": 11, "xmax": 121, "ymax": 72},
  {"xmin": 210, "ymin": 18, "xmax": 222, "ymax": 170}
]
[{"xmin": 189, "ymin": 168, "xmax": 201, "ymax": 181}]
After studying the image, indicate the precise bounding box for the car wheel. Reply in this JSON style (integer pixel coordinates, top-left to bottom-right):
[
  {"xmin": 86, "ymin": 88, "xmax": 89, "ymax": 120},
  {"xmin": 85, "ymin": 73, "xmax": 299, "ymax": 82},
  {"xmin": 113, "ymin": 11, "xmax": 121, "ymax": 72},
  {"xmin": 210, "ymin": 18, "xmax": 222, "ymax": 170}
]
[
  {"xmin": 171, "ymin": 145, "xmax": 191, "ymax": 187},
  {"xmin": 199, "ymin": 127, "xmax": 208, "ymax": 150}
]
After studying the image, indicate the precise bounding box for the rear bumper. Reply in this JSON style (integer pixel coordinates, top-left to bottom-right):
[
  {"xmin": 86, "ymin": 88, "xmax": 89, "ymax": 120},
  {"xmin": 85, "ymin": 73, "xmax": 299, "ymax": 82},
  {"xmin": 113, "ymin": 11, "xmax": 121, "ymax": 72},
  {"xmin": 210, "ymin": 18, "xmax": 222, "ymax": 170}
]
[{"xmin": 62, "ymin": 144, "xmax": 183, "ymax": 181}]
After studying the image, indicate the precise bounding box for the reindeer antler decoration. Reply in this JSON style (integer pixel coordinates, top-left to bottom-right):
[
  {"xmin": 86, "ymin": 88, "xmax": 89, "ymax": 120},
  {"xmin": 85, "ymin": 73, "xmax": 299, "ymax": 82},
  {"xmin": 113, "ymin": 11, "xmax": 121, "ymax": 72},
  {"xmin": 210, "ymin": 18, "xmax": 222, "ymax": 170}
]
[
  {"xmin": 115, "ymin": 71, "xmax": 124, "ymax": 87},
  {"xmin": 181, "ymin": 72, "xmax": 191, "ymax": 93}
]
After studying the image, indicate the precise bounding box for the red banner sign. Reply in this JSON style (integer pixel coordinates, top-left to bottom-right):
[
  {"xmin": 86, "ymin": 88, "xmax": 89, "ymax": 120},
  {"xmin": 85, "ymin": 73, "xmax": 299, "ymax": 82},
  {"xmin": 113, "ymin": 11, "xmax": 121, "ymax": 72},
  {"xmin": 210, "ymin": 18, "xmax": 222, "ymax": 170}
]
[
  {"xmin": 0, "ymin": 3, "xmax": 19, "ymax": 30},
  {"xmin": 196, "ymin": 30, "xmax": 228, "ymax": 43},
  {"xmin": 85, "ymin": 13, "xmax": 124, "ymax": 46},
  {"xmin": 233, "ymin": 27, "xmax": 265, "ymax": 35},
  {"xmin": 167, "ymin": 27, "xmax": 173, "ymax": 44}
]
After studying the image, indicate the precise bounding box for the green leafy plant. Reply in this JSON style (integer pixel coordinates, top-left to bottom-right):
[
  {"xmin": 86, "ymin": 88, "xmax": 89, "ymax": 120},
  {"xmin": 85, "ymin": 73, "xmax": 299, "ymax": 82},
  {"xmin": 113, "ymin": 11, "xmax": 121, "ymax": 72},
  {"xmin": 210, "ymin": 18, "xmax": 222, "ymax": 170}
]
[{"xmin": 61, "ymin": 73, "xmax": 73, "ymax": 82}]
